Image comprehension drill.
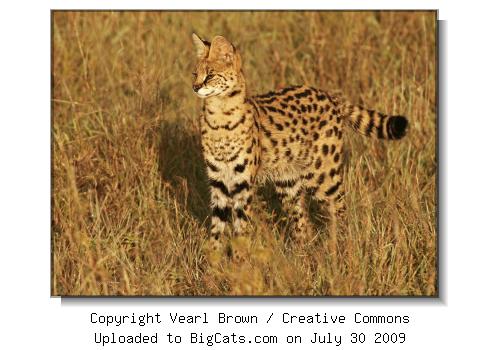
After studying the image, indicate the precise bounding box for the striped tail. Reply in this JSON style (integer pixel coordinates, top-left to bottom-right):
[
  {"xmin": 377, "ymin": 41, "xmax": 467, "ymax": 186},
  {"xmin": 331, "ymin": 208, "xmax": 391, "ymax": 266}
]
[{"xmin": 344, "ymin": 104, "xmax": 408, "ymax": 140}]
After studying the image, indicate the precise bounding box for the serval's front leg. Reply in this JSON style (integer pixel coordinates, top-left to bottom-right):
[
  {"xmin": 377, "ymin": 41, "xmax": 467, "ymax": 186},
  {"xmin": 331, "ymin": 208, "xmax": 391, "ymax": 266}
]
[
  {"xmin": 230, "ymin": 176, "xmax": 254, "ymax": 262},
  {"xmin": 207, "ymin": 178, "xmax": 232, "ymax": 252}
]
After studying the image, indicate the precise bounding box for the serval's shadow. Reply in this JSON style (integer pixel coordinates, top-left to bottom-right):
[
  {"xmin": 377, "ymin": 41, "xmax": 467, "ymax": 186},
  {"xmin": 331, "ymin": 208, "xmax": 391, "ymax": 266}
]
[{"xmin": 158, "ymin": 120, "xmax": 210, "ymax": 223}]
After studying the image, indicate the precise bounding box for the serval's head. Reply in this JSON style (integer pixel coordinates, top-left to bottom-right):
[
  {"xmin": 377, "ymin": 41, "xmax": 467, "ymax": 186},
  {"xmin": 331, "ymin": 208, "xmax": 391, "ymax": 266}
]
[{"xmin": 191, "ymin": 33, "xmax": 243, "ymax": 98}]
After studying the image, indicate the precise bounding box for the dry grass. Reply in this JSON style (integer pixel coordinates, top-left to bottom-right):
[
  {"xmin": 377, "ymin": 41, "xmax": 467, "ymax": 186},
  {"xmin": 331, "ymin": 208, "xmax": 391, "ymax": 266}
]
[{"xmin": 51, "ymin": 11, "xmax": 436, "ymax": 296}]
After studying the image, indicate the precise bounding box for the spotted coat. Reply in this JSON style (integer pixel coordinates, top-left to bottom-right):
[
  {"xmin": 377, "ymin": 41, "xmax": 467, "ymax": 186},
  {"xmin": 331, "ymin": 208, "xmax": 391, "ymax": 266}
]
[{"xmin": 191, "ymin": 34, "xmax": 408, "ymax": 254}]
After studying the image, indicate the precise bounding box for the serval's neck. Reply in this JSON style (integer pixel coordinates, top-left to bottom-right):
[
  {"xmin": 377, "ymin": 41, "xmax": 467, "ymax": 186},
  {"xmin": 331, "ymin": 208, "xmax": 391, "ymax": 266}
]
[{"xmin": 204, "ymin": 78, "xmax": 247, "ymax": 118}]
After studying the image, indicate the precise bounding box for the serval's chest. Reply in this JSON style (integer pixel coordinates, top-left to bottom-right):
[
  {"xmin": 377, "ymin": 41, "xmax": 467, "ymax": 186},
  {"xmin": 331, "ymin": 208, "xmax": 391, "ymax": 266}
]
[{"xmin": 200, "ymin": 101, "xmax": 259, "ymax": 184}]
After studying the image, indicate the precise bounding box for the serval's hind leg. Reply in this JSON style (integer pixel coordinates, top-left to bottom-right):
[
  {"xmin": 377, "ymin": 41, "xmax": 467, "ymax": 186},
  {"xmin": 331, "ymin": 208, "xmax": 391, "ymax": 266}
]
[
  {"xmin": 276, "ymin": 179, "xmax": 312, "ymax": 245},
  {"xmin": 327, "ymin": 186, "xmax": 346, "ymax": 242},
  {"xmin": 310, "ymin": 171, "xmax": 346, "ymax": 249}
]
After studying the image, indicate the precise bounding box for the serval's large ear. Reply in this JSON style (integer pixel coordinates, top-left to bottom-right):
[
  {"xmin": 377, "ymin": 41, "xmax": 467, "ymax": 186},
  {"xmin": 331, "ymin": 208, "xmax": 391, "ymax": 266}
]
[
  {"xmin": 192, "ymin": 33, "xmax": 209, "ymax": 59},
  {"xmin": 208, "ymin": 36, "xmax": 234, "ymax": 64}
]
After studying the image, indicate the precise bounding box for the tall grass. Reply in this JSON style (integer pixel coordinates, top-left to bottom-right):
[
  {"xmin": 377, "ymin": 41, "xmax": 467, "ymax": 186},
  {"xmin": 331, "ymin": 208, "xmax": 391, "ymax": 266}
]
[{"xmin": 52, "ymin": 11, "xmax": 436, "ymax": 296}]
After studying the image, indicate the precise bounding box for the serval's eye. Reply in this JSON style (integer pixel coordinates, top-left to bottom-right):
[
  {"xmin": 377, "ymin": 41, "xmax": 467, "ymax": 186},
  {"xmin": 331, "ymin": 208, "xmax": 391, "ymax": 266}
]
[
  {"xmin": 204, "ymin": 74, "xmax": 215, "ymax": 82},
  {"xmin": 192, "ymin": 72, "xmax": 197, "ymax": 78}
]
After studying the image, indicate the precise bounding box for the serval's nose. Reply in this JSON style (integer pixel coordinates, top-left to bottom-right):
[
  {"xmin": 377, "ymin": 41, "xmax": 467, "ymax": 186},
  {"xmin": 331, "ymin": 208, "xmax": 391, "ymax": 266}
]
[{"xmin": 193, "ymin": 84, "xmax": 202, "ymax": 92}]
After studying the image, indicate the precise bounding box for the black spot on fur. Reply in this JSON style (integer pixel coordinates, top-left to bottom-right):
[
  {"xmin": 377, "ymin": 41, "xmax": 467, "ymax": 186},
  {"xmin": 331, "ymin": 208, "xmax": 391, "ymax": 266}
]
[
  {"xmin": 209, "ymin": 179, "xmax": 230, "ymax": 197},
  {"xmin": 302, "ymin": 172, "xmax": 314, "ymax": 180},
  {"xmin": 261, "ymin": 124, "xmax": 272, "ymax": 138},
  {"xmin": 246, "ymin": 143, "xmax": 254, "ymax": 153},
  {"xmin": 330, "ymin": 145, "xmax": 336, "ymax": 155},
  {"xmin": 308, "ymin": 186, "xmax": 319, "ymax": 196},
  {"xmin": 256, "ymin": 91, "xmax": 277, "ymax": 99},
  {"xmin": 322, "ymin": 144, "xmax": 329, "ymax": 156},
  {"xmin": 275, "ymin": 178, "xmax": 297, "ymax": 188},
  {"xmin": 282, "ymin": 85, "xmax": 300, "ymax": 94},
  {"xmin": 228, "ymin": 150, "xmax": 241, "ymax": 162},
  {"xmin": 235, "ymin": 208, "xmax": 248, "ymax": 220},
  {"xmin": 228, "ymin": 89, "xmax": 241, "ymax": 97},
  {"xmin": 315, "ymin": 158, "xmax": 322, "ymax": 169},
  {"xmin": 329, "ymin": 168, "xmax": 336, "ymax": 177},
  {"xmin": 231, "ymin": 181, "xmax": 250, "ymax": 196},
  {"xmin": 317, "ymin": 173, "xmax": 325, "ymax": 185},
  {"xmin": 267, "ymin": 106, "xmax": 278, "ymax": 113},
  {"xmin": 206, "ymin": 160, "xmax": 219, "ymax": 172},
  {"xmin": 234, "ymin": 159, "xmax": 248, "ymax": 173},
  {"xmin": 325, "ymin": 182, "xmax": 340, "ymax": 196},
  {"xmin": 213, "ymin": 206, "xmax": 231, "ymax": 222},
  {"xmin": 224, "ymin": 115, "xmax": 246, "ymax": 130},
  {"xmin": 294, "ymin": 89, "xmax": 312, "ymax": 99}
]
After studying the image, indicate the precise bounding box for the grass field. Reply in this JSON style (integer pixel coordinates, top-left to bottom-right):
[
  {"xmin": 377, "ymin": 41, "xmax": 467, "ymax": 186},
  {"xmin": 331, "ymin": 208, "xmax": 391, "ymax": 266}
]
[{"xmin": 51, "ymin": 11, "xmax": 437, "ymax": 296}]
